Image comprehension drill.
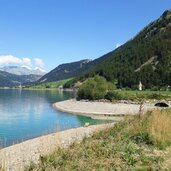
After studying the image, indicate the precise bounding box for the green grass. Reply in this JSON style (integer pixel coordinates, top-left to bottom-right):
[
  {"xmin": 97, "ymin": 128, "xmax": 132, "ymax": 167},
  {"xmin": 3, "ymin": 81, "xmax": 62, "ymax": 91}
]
[
  {"xmin": 26, "ymin": 109, "xmax": 171, "ymax": 171},
  {"xmin": 120, "ymin": 90, "xmax": 171, "ymax": 96},
  {"xmin": 24, "ymin": 78, "xmax": 73, "ymax": 90},
  {"xmin": 105, "ymin": 90, "xmax": 171, "ymax": 102}
]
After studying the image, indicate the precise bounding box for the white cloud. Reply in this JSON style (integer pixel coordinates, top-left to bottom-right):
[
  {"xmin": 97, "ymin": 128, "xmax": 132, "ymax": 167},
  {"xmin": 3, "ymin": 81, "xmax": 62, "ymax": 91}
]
[
  {"xmin": 34, "ymin": 58, "xmax": 44, "ymax": 68},
  {"xmin": 0, "ymin": 55, "xmax": 45, "ymax": 69},
  {"xmin": 0, "ymin": 55, "xmax": 22, "ymax": 65},
  {"xmin": 22, "ymin": 57, "xmax": 32, "ymax": 66},
  {"xmin": 0, "ymin": 55, "xmax": 32, "ymax": 66},
  {"xmin": 115, "ymin": 43, "xmax": 122, "ymax": 48}
]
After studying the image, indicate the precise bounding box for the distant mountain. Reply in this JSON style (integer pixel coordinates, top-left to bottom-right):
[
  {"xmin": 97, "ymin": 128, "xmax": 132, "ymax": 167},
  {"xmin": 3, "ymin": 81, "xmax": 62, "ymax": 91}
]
[
  {"xmin": 38, "ymin": 59, "xmax": 94, "ymax": 82},
  {"xmin": 0, "ymin": 66, "xmax": 46, "ymax": 76},
  {"xmin": 0, "ymin": 71, "xmax": 42, "ymax": 87},
  {"xmin": 38, "ymin": 52, "xmax": 112, "ymax": 83},
  {"xmin": 65, "ymin": 9, "xmax": 171, "ymax": 89}
]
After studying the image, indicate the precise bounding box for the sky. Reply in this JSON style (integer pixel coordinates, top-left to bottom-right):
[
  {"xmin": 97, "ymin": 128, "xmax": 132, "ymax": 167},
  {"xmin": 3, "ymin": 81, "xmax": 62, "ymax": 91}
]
[{"xmin": 0, "ymin": 0, "xmax": 170, "ymax": 71}]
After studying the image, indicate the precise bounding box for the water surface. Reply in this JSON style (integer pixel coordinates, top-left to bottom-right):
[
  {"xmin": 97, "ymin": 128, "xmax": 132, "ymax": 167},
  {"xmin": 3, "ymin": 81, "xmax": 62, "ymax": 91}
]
[{"xmin": 0, "ymin": 89, "xmax": 106, "ymax": 147}]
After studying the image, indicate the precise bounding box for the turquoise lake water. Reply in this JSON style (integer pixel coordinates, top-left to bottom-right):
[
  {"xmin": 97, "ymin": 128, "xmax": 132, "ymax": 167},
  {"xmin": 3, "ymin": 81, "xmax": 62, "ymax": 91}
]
[{"xmin": 0, "ymin": 89, "xmax": 106, "ymax": 147}]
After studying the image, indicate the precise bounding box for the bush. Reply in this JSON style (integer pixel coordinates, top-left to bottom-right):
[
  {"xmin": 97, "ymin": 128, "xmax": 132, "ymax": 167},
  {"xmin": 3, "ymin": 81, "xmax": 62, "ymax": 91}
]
[
  {"xmin": 77, "ymin": 76, "xmax": 115, "ymax": 100},
  {"xmin": 45, "ymin": 85, "xmax": 51, "ymax": 88},
  {"xmin": 105, "ymin": 91, "xmax": 136, "ymax": 101},
  {"xmin": 151, "ymin": 86, "xmax": 160, "ymax": 91},
  {"xmin": 63, "ymin": 79, "xmax": 76, "ymax": 88},
  {"xmin": 146, "ymin": 93, "xmax": 166, "ymax": 100},
  {"xmin": 105, "ymin": 91, "xmax": 125, "ymax": 101}
]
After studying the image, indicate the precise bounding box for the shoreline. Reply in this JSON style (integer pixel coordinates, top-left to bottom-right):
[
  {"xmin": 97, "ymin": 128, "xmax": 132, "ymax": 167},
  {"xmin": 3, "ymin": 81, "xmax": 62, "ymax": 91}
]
[
  {"xmin": 0, "ymin": 87, "xmax": 75, "ymax": 91},
  {"xmin": 0, "ymin": 98, "xmax": 169, "ymax": 170},
  {"xmin": 53, "ymin": 99, "xmax": 158, "ymax": 120},
  {"xmin": 0, "ymin": 123, "xmax": 114, "ymax": 171}
]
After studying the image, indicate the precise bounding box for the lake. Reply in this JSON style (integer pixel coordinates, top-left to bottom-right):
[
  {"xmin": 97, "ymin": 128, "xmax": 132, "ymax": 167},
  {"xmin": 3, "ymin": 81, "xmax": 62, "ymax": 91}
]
[{"xmin": 0, "ymin": 89, "xmax": 106, "ymax": 147}]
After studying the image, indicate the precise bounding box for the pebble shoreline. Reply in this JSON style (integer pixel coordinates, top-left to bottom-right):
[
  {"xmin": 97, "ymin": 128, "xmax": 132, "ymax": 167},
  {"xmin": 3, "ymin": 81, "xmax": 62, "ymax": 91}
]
[
  {"xmin": 53, "ymin": 99, "xmax": 157, "ymax": 120},
  {"xmin": 0, "ymin": 123, "xmax": 114, "ymax": 171},
  {"xmin": 0, "ymin": 99, "xmax": 170, "ymax": 170}
]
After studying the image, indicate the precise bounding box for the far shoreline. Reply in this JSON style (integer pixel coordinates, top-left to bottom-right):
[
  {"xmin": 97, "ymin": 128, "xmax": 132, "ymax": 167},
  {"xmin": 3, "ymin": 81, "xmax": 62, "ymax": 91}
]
[{"xmin": 0, "ymin": 87, "xmax": 76, "ymax": 91}]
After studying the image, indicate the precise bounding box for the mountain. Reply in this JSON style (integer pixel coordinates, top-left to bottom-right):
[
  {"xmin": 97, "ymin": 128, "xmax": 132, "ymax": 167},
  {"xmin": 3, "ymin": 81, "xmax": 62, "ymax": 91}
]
[
  {"xmin": 65, "ymin": 9, "xmax": 171, "ymax": 89},
  {"xmin": 0, "ymin": 71, "xmax": 42, "ymax": 87},
  {"xmin": 38, "ymin": 59, "xmax": 94, "ymax": 82},
  {"xmin": 38, "ymin": 50, "xmax": 114, "ymax": 83},
  {"xmin": 0, "ymin": 66, "xmax": 46, "ymax": 76}
]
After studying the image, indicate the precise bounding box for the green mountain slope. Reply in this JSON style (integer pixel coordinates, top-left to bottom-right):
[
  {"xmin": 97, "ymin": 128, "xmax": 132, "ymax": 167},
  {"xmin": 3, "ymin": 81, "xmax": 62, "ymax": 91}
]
[
  {"xmin": 38, "ymin": 56, "xmax": 109, "ymax": 83},
  {"xmin": 38, "ymin": 44, "xmax": 113, "ymax": 83},
  {"xmin": 67, "ymin": 10, "xmax": 171, "ymax": 89},
  {"xmin": 38, "ymin": 59, "xmax": 93, "ymax": 83}
]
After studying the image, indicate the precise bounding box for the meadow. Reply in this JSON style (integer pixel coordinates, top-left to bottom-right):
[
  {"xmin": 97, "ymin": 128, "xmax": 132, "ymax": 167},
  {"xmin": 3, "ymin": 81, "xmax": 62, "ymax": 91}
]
[
  {"xmin": 26, "ymin": 109, "xmax": 171, "ymax": 170},
  {"xmin": 24, "ymin": 78, "xmax": 72, "ymax": 90}
]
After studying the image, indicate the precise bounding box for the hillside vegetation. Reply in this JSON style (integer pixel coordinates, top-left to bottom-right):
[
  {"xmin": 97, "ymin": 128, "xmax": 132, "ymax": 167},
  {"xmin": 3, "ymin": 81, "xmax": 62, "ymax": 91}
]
[
  {"xmin": 77, "ymin": 76, "xmax": 115, "ymax": 100},
  {"xmin": 38, "ymin": 60, "xmax": 95, "ymax": 83},
  {"xmin": 38, "ymin": 52, "xmax": 112, "ymax": 84},
  {"xmin": 64, "ymin": 10, "xmax": 171, "ymax": 89},
  {"xmin": 24, "ymin": 79, "xmax": 72, "ymax": 89},
  {"xmin": 26, "ymin": 109, "xmax": 171, "ymax": 170},
  {"xmin": 77, "ymin": 76, "xmax": 170, "ymax": 101}
]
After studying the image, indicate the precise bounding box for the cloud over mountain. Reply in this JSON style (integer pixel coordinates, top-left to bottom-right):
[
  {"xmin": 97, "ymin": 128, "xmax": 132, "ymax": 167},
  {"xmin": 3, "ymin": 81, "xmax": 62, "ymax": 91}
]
[
  {"xmin": 0, "ymin": 55, "xmax": 22, "ymax": 65},
  {"xmin": 0, "ymin": 55, "xmax": 45, "ymax": 70},
  {"xmin": 34, "ymin": 58, "xmax": 45, "ymax": 68}
]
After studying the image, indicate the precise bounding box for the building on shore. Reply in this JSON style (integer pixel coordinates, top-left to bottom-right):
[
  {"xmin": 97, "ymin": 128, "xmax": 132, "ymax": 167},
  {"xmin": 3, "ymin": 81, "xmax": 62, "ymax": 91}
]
[{"xmin": 139, "ymin": 81, "xmax": 142, "ymax": 91}]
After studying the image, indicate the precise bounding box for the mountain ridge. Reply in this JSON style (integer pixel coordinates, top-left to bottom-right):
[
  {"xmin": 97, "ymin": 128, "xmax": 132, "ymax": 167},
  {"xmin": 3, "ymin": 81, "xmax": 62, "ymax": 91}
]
[
  {"xmin": 64, "ymin": 9, "xmax": 171, "ymax": 88},
  {"xmin": 0, "ymin": 70, "xmax": 42, "ymax": 87},
  {"xmin": 31, "ymin": 9, "xmax": 171, "ymax": 89},
  {"xmin": 38, "ymin": 49, "xmax": 119, "ymax": 83},
  {"xmin": 38, "ymin": 59, "xmax": 94, "ymax": 82},
  {"xmin": 0, "ymin": 66, "xmax": 46, "ymax": 76}
]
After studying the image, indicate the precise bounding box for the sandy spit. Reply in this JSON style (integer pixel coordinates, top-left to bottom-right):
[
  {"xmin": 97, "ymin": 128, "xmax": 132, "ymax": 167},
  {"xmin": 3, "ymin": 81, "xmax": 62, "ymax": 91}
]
[{"xmin": 53, "ymin": 99, "xmax": 157, "ymax": 120}]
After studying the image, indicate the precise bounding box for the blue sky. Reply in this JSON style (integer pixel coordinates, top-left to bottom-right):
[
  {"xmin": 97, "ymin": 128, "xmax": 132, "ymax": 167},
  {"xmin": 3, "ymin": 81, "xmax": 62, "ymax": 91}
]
[{"xmin": 0, "ymin": 0, "xmax": 170, "ymax": 71}]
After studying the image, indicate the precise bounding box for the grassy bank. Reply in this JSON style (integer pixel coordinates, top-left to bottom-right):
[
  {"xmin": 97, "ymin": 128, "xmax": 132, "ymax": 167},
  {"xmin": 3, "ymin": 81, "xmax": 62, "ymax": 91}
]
[
  {"xmin": 120, "ymin": 90, "xmax": 171, "ymax": 96},
  {"xmin": 105, "ymin": 90, "xmax": 171, "ymax": 102},
  {"xmin": 24, "ymin": 78, "xmax": 72, "ymax": 90},
  {"xmin": 26, "ymin": 109, "xmax": 171, "ymax": 170}
]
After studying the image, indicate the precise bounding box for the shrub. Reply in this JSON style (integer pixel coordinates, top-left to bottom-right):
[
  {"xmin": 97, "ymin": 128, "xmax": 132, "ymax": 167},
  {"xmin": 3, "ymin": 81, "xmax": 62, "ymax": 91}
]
[
  {"xmin": 77, "ymin": 76, "xmax": 115, "ymax": 100},
  {"xmin": 105, "ymin": 91, "xmax": 125, "ymax": 101},
  {"xmin": 151, "ymin": 86, "xmax": 160, "ymax": 91},
  {"xmin": 105, "ymin": 91, "xmax": 135, "ymax": 101},
  {"xmin": 146, "ymin": 93, "xmax": 166, "ymax": 100},
  {"xmin": 45, "ymin": 85, "xmax": 51, "ymax": 88},
  {"xmin": 135, "ymin": 93, "xmax": 146, "ymax": 100},
  {"xmin": 63, "ymin": 79, "xmax": 76, "ymax": 88}
]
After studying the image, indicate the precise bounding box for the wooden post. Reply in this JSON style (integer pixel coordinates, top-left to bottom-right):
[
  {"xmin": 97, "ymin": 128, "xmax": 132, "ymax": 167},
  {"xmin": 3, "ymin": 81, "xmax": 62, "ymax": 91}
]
[{"xmin": 138, "ymin": 100, "xmax": 144, "ymax": 118}]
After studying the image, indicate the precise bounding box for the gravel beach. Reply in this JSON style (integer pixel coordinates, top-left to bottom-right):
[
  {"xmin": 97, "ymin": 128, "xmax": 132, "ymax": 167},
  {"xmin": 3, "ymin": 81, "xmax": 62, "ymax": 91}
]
[{"xmin": 53, "ymin": 99, "xmax": 157, "ymax": 120}]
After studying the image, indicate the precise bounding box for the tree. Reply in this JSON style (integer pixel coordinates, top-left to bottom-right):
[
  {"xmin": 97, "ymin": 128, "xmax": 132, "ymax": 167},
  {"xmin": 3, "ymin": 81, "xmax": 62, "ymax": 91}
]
[{"xmin": 77, "ymin": 76, "xmax": 115, "ymax": 100}]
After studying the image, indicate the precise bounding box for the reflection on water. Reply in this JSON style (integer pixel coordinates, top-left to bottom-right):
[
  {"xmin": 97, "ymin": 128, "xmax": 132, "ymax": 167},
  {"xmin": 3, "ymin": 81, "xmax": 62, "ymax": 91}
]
[{"xmin": 0, "ymin": 89, "xmax": 107, "ymax": 147}]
